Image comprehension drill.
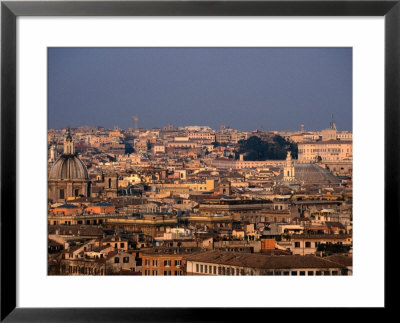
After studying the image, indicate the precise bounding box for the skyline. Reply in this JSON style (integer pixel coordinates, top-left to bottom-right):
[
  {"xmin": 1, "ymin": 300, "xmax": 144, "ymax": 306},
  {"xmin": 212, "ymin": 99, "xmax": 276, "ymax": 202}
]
[
  {"xmin": 48, "ymin": 47, "xmax": 352, "ymax": 131},
  {"xmin": 48, "ymin": 121, "xmax": 346, "ymax": 133}
]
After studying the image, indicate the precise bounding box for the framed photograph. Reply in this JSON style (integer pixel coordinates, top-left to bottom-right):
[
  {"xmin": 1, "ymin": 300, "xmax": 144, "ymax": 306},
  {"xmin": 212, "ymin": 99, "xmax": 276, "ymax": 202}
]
[{"xmin": 1, "ymin": 0, "xmax": 397, "ymax": 320}]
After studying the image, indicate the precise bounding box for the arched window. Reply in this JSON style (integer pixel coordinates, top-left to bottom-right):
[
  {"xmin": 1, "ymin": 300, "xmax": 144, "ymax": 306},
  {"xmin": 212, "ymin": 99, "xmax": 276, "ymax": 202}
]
[{"xmin": 108, "ymin": 178, "xmax": 112, "ymax": 188}]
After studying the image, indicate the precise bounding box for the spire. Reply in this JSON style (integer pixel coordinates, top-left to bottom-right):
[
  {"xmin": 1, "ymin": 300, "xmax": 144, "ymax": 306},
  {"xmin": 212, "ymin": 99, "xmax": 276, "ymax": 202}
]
[
  {"xmin": 63, "ymin": 128, "xmax": 75, "ymax": 155},
  {"xmin": 286, "ymin": 151, "xmax": 292, "ymax": 162},
  {"xmin": 331, "ymin": 114, "xmax": 337, "ymax": 130}
]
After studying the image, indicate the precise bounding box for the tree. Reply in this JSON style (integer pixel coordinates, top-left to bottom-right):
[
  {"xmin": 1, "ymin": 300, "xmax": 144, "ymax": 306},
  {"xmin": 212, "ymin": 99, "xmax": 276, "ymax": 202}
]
[{"xmin": 236, "ymin": 135, "xmax": 298, "ymax": 160}]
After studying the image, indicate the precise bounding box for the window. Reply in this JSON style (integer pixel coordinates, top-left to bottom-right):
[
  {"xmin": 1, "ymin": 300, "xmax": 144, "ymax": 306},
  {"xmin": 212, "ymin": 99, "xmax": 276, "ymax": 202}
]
[
  {"xmin": 305, "ymin": 242, "xmax": 311, "ymax": 248},
  {"xmin": 324, "ymin": 271, "xmax": 330, "ymax": 276},
  {"xmin": 300, "ymin": 271, "xmax": 306, "ymax": 276},
  {"xmin": 152, "ymin": 260, "xmax": 158, "ymax": 266},
  {"xmin": 204, "ymin": 266, "xmax": 207, "ymax": 274},
  {"xmin": 332, "ymin": 271, "xmax": 338, "ymax": 276},
  {"xmin": 200, "ymin": 265, "xmax": 203, "ymax": 273},
  {"xmin": 291, "ymin": 271, "xmax": 298, "ymax": 276},
  {"xmin": 123, "ymin": 257, "xmax": 129, "ymax": 263},
  {"xmin": 59, "ymin": 189, "xmax": 64, "ymax": 199},
  {"xmin": 145, "ymin": 259, "xmax": 150, "ymax": 266},
  {"xmin": 164, "ymin": 271, "xmax": 172, "ymax": 276},
  {"xmin": 275, "ymin": 271, "xmax": 282, "ymax": 276},
  {"xmin": 164, "ymin": 260, "xmax": 171, "ymax": 266},
  {"xmin": 295, "ymin": 242, "xmax": 301, "ymax": 248},
  {"xmin": 120, "ymin": 243, "xmax": 125, "ymax": 248},
  {"xmin": 152, "ymin": 270, "xmax": 158, "ymax": 276},
  {"xmin": 236, "ymin": 268, "xmax": 240, "ymax": 276},
  {"xmin": 316, "ymin": 271, "xmax": 322, "ymax": 276},
  {"xmin": 196, "ymin": 264, "xmax": 199, "ymax": 273},
  {"xmin": 308, "ymin": 271, "xmax": 314, "ymax": 276},
  {"xmin": 114, "ymin": 257, "xmax": 120, "ymax": 263},
  {"xmin": 174, "ymin": 271, "xmax": 182, "ymax": 276},
  {"xmin": 175, "ymin": 260, "xmax": 181, "ymax": 266},
  {"xmin": 283, "ymin": 271, "xmax": 290, "ymax": 276},
  {"xmin": 214, "ymin": 266, "xmax": 217, "ymax": 275}
]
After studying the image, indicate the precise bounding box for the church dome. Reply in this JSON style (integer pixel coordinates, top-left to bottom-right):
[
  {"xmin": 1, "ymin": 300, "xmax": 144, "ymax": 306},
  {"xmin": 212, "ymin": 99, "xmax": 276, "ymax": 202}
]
[
  {"xmin": 49, "ymin": 155, "xmax": 89, "ymax": 181},
  {"xmin": 294, "ymin": 164, "xmax": 341, "ymax": 184},
  {"xmin": 48, "ymin": 129, "xmax": 89, "ymax": 181},
  {"xmin": 277, "ymin": 162, "xmax": 341, "ymax": 184}
]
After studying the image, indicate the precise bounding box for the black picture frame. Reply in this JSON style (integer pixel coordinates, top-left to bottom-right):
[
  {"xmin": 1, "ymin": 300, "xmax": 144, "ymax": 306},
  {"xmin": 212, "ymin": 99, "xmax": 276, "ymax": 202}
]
[{"xmin": 1, "ymin": 0, "xmax": 398, "ymax": 321}]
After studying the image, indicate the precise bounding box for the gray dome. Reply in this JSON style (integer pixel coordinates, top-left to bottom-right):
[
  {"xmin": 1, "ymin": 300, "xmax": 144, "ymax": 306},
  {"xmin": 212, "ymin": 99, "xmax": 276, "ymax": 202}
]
[
  {"xmin": 277, "ymin": 163, "xmax": 340, "ymax": 184},
  {"xmin": 294, "ymin": 164, "xmax": 341, "ymax": 184},
  {"xmin": 49, "ymin": 155, "xmax": 89, "ymax": 180}
]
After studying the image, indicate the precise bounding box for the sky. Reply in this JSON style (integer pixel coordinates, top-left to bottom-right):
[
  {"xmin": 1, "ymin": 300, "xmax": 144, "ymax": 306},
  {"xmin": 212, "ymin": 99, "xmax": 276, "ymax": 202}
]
[{"xmin": 48, "ymin": 47, "xmax": 352, "ymax": 132}]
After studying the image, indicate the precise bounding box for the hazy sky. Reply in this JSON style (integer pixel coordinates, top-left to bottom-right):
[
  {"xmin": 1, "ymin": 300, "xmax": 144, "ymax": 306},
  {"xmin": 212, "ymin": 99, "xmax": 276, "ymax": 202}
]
[{"xmin": 48, "ymin": 47, "xmax": 352, "ymax": 131}]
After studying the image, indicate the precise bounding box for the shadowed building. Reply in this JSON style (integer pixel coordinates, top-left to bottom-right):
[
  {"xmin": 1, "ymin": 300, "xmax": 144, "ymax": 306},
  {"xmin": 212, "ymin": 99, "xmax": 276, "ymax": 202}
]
[{"xmin": 48, "ymin": 130, "xmax": 90, "ymax": 202}]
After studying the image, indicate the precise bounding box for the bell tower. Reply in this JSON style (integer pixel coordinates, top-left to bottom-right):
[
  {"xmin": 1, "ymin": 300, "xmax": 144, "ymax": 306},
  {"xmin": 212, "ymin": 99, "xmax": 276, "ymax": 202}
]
[
  {"xmin": 283, "ymin": 151, "xmax": 295, "ymax": 182},
  {"xmin": 104, "ymin": 171, "xmax": 118, "ymax": 198}
]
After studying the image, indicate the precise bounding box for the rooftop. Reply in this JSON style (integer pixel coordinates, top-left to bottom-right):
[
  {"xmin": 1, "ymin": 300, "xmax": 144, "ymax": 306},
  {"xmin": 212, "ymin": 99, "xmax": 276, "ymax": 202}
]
[{"xmin": 185, "ymin": 251, "xmax": 347, "ymax": 269}]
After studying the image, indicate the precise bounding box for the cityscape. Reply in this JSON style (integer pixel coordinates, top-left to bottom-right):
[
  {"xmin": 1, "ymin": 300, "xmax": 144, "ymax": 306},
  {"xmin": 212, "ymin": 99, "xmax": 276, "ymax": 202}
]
[{"xmin": 47, "ymin": 119, "xmax": 353, "ymax": 276}]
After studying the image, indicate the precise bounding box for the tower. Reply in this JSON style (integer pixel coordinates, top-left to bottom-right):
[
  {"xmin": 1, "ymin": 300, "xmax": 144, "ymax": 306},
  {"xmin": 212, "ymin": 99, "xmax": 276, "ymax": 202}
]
[
  {"xmin": 219, "ymin": 179, "xmax": 231, "ymax": 196},
  {"xmin": 49, "ymin": 145, "xmax": 57, "ymax": 162},
  {"xmin": 331, "ymin": 114, "xmax": 337, "ymax": 130},
  {"xmin": 283, "ymin": 151, "xmax": 295, "ymax": 182},
  {"xmin": 104, "ymin": 170, "xmax": 118, "ymax": 199},
  {"xmin": 133, "ymin": 115, "xmax": 138, "ymax": 131}
]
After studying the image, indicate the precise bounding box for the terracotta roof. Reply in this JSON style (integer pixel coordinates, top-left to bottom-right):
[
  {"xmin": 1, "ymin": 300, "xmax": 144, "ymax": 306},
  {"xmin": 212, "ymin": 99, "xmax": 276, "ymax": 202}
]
[
  {"xmin": 55, "ymin": 204, "xmax": 78, "ymax": 209},
  {"xmin": 325, "ymin": 255, "xmax": 353, "ymax": 267},
  {"xmin": 185, "ymin": 251, "xmax": 346, "ymax": 269}
]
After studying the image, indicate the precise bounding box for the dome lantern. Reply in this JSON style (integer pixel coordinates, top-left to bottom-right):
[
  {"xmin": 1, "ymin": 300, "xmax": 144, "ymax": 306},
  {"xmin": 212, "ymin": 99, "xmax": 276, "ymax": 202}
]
[{"xmin": 63, "ymin": 128, "xmax": 75, "ymax": 155}]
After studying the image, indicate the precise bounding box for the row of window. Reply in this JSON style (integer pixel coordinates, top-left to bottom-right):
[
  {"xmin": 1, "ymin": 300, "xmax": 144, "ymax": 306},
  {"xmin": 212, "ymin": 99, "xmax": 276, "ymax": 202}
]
[
  {"xmin": 65, "ymin": 266, "xmax": 104, "ymax": 275},
  {"xmin": 144, "ymin": 270, "xmax": 182, "ymax": 276},
  {"xmin": 299, "ymin": 148, "xmax": 345, "ymax": 153},
  {"xmin": 275, "ymin": 270, "xmax": 341, "ymax": 276},
  {"xmin": 294, "ymin": 242, "xmax": 319, "ymax": 248},
  {"xmin": 195, "ymin": 264, "xmax": 247, "ymax": 275},
  {"xmin": 114, "ymin": 256, "xmax": 130, "ymax": 263},
  {"xmin": 144, "ymin": 259, "xmax": 181, "ymax": 267},
  {"xmin": 193, "ymin": 263, "xmax": 344, "ymax": 276},
  {"xmin": 59, "ymin": 189, "xmax": 81, "ymax": 199}
]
